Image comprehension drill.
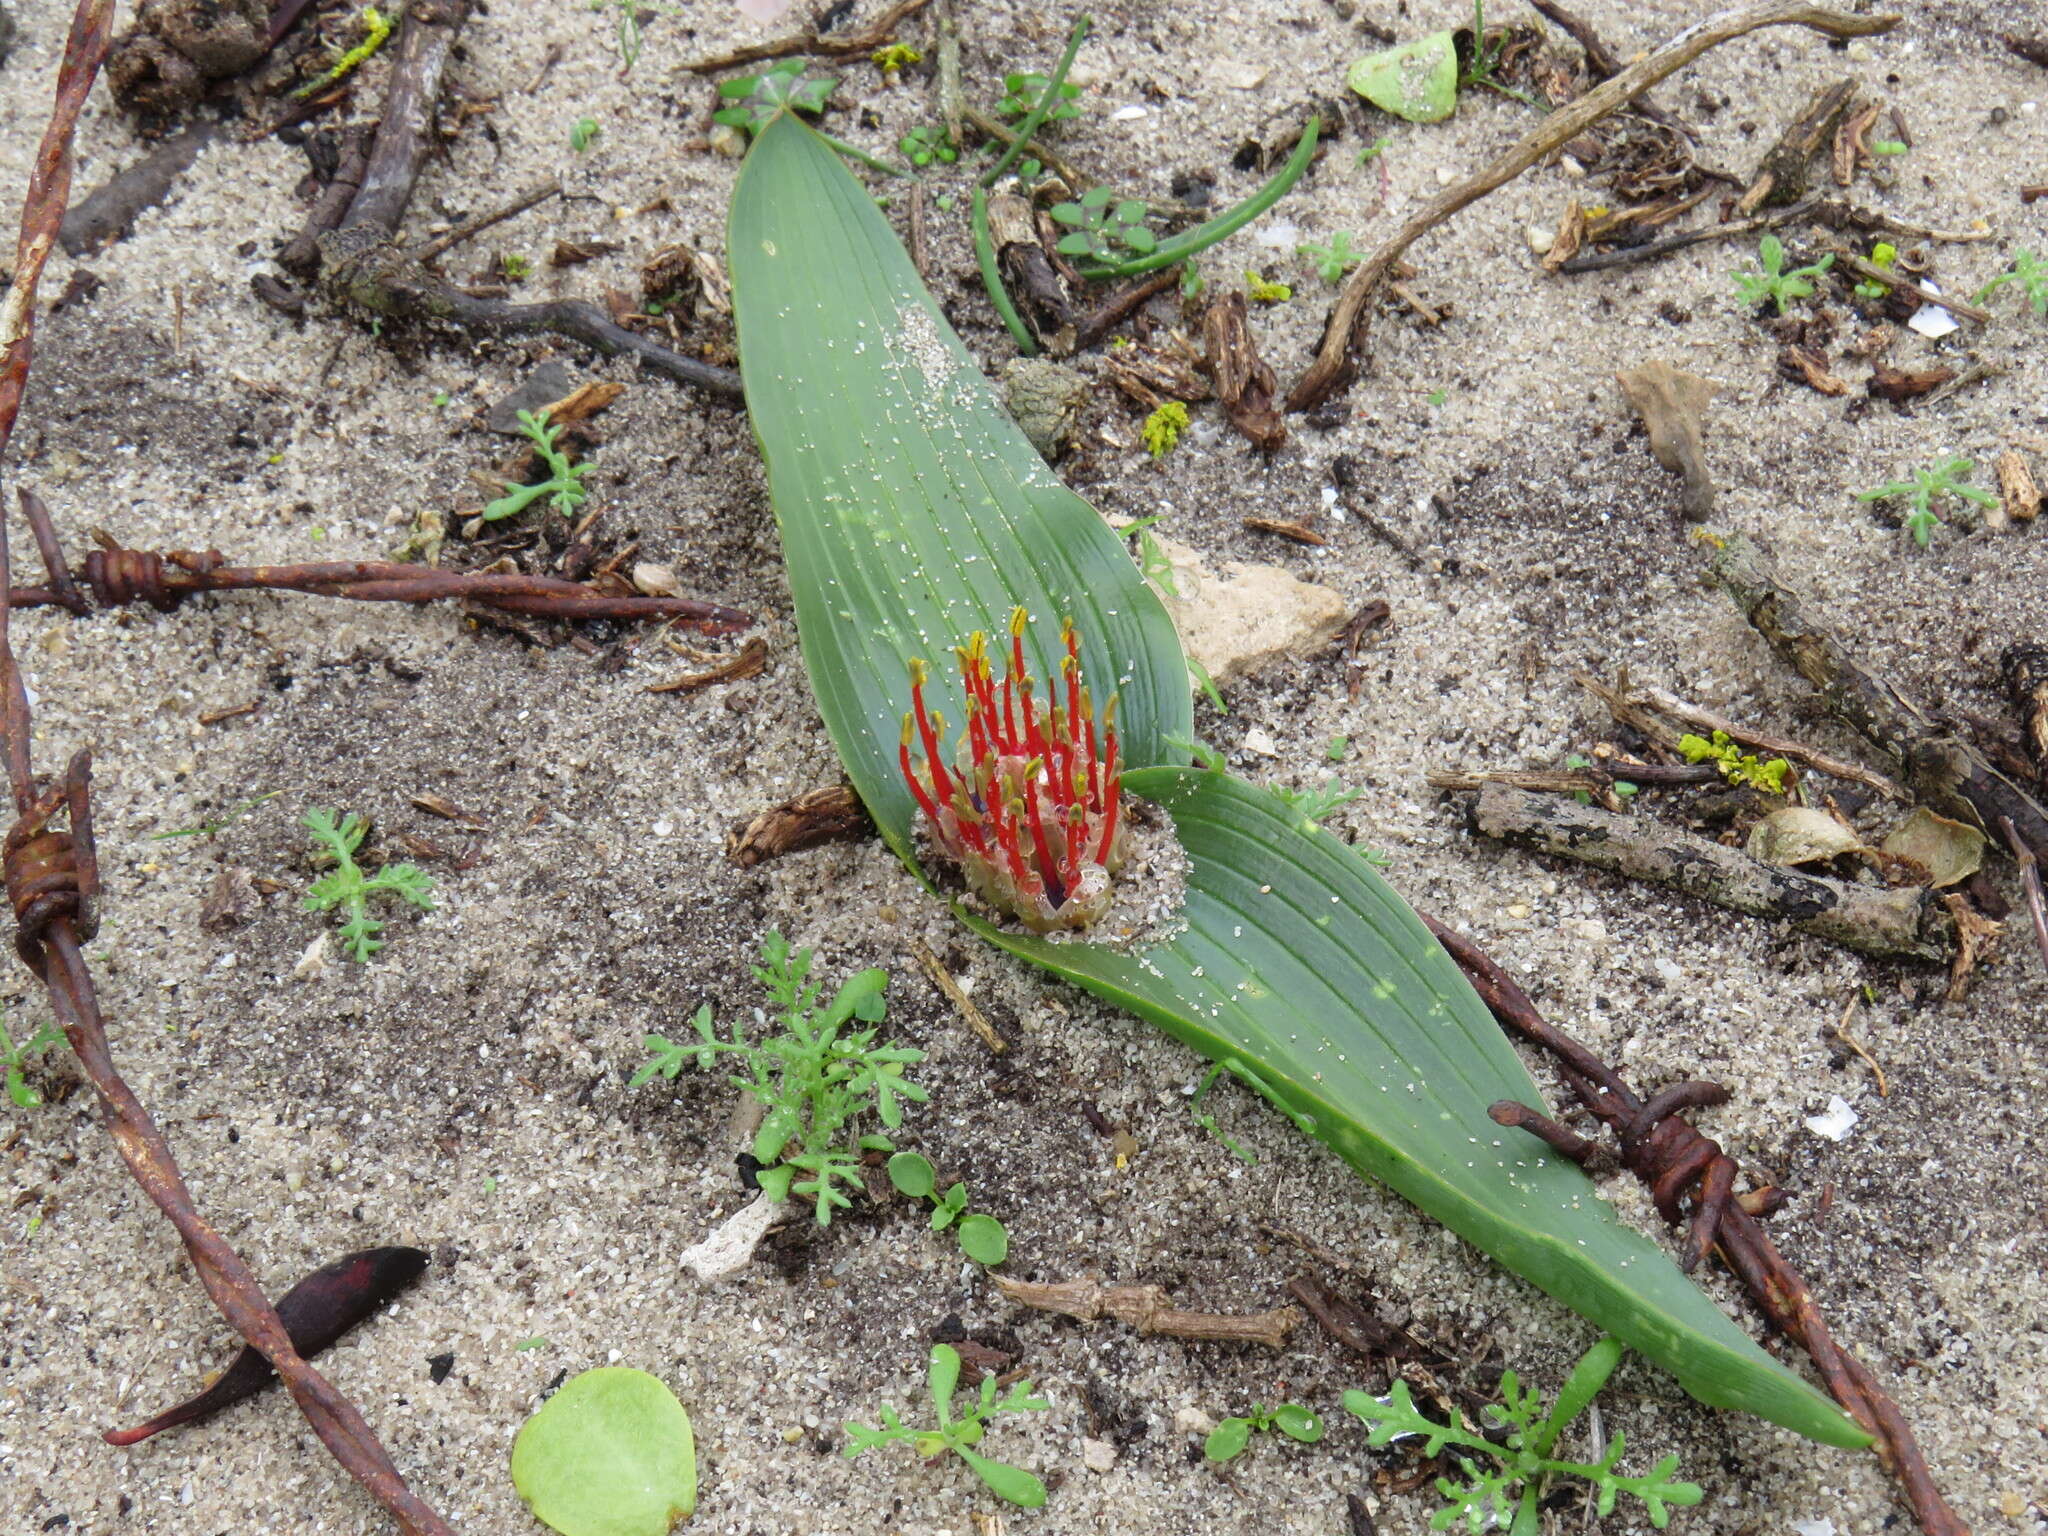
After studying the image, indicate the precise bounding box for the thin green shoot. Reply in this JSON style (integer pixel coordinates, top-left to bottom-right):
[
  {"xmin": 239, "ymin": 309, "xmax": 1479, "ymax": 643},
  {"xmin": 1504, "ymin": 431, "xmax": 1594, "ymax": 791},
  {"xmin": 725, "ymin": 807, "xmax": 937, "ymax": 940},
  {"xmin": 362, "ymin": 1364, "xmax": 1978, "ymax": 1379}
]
[
  {"xmin": 982, "ymin": 19, "xmax": 1091, "ymax": 189},
  {"xmin": 485, "ymin": 410, "xmax": 591, "ymax": 521},
  {"xmin": 1122, "ymin": 515, "xmax": 1178, "ymax": 596},
  {"xmin": 1973, "ymin": 248, "xmax": 2047, "ymax": 314},
  {"xmin": 1458, "ymin": 0, "xmax": 1540, "ymax": 108},
  {"xmin": 1074, "ymin": 117, "xmax": 1320, "ymax": 279},
  {"xmin": 632, "ymin": 933, "xmax": 924, "ymax": 1225},
  {"xmin": 844, "ymin": 1345, "xmax": 1050, "ymax": 1507},
  {"xmin": 997, "ymin": 70, "xmax": 1083, "ymax": 123},
  {"xmin": 1855, "ymin": 456, "xmax": 1999, "ymax": 547},
  {"xmin": 2, "ymin": 1012, "xmax": 64, "ymax": 1110},
  {"xmin": 1356, "ymin": 134, "xmax": 1392, "ymax": 165},
  {"xmin": 148, "ymin": 790, "xmax": 283, "ymax": 841},
  {"xmin": 1730, "ymin": 234, "xmax": 1833, "ymax": 315},
  {"xmin": 293, "ymin": 5, "xmax": 390, "ymax": 98},
  {"xmin": 500, "ymin": 253, "xmax": 531, "ymax": 280},
  {"xmin": 1188, "ymin": 657, "xmax": 1226, "ymax": 715},
  {"xmin": 1274, "ymin": 778, "xmax": 1361, "ymax": 825},
  {"xmin": 301, "ymin": 810, "xmax": 435, "ymax": 962},
  {"xmin": 1345, "ymin": 1337, "xmax": 1702, "ymax": 1531},
  {"xmin": 972, "ymin": 188, "xmax": 1037, "ymax": 353},
  {"xmin": 1298, "ymin": 231, "xmax": 1361, "ymax": 284},
  {"xmin": 1204, "ymin": 1401, "xmax": 1323, "ymax": 1462},
  {"xmin": 590, "ymin": 0, "xmax": 665, "ymax": 72}
]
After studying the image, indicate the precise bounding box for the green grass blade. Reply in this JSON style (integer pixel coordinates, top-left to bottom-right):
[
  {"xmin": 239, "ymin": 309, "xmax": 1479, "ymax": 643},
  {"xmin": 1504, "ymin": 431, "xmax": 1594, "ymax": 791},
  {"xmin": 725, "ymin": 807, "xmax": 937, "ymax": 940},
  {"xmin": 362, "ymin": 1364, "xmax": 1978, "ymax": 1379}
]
[
  {"xmin": 727, "ymin": 110, "xmax": 1866, "ymax": 1451},
  {"xmin": 730, "ymin": 111, "xmax": 1189, "ymax": 858},
  {"xmin": 969, "ymin": 769, "xmax": 1865, "ymax": 1447}
]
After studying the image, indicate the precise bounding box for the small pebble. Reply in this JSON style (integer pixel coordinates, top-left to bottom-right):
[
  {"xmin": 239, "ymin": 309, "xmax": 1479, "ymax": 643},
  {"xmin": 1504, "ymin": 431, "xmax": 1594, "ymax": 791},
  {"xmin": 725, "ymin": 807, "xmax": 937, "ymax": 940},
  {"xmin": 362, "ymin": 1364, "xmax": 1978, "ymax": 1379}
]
[{"xmin": 1081, "ymin": 1436, "xmax": 1118, "ymax": 1472}]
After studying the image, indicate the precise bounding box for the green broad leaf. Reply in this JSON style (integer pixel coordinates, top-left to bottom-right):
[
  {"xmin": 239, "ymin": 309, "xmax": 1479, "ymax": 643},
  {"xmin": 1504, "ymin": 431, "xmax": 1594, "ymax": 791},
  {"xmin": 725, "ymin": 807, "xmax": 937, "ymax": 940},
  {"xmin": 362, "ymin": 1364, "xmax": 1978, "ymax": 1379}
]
[
  {"xmin": 887, "ymin": 1150, "xmax": 936, "ymax": 1198},
  {"xmin": 954, "ymin": 1446, "xmax": 1047, "ymax": 1508},
  {"xmin": 726, "ymin": 107, "xmax": 1866, "ymax": 1454},
  {"xmin": 1347, "ymin": 30, "xmax": 1458, "ymax": 121},
  {"xmin": 510, "ymin": 1368, "xmax": 696, "ymax": 1536},
  {"xmin": 968, "ymin": 771, "xmax": 1866, "ymax": 1449},
  {"xmin": 729, "ymin": 111, "xmax": 1191, "ymax": 857},
  {"xmin": 1204, "ymin": 1417, "xmax": 1252, "ymax": 1462},
  {"xmin": 956, "ymin": 1212, "xmax": 1009, "ymax": 1265}
]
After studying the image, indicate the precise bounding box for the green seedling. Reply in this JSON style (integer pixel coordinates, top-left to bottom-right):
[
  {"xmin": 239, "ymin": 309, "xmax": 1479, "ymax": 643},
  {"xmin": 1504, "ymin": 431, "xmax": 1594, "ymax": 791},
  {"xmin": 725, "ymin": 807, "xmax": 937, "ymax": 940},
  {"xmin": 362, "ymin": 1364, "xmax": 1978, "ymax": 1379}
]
[
  {"xmin": 1189, "ymin": 656, "xmax": 1226, "ymax": 714},
  {"xmin": 632, "ymin": 933, "xmax": 925, "ymax": 1225},
  {"xmin": 1141, "ymin": 401, "xmax": 1189, "ymax": 459},
  {"xmin": 1298, "ymin": 232, "xmax": 1360, "ymax": 285},
  {"xmin": 2, "ymin": 1012, "xmax": 64, "ymax": 1109},
  {"xmin": 1457, "ymin": 0, "xmax": 1538, "ymax": 107},
  {"xmin": 899, "ymin": 123, "xmax": 957, "ymax": 167},
  {"xmin": 1346, "ymin": 1337, "xmax": 1701, "ymax": 1532},
  {"xmin": 998, "ymin": 69, "xmax": 1082, "ymax": 122},
  {"xmin": 570, "ymin": 117, "xmax": 601, "ymax": 152},
  {"xmin": 293, "ymin": 4, "xmax": 390, "ymax": 98},
  {"xmin": 1870, "ymin": 138, "xmax": 1908, "ymax": 155},
  {"xmin": 1675, "ymin": 731, "xmax": 1791, "ymax": 795},
  {"xmin": 148, "ymin": 790, "xmax": 283, "ymax": 841},
  {"xmin": 499, "ymin": 253, "xmax": 531, "ymax": 280},
  {"xmin": 843, "ymin": 1344, "xmax": 1050, "ymax": 1508},
  {"xmin": 1244, "ymin": 269, "xmax": 1291, "ymax": 303},
  {"xmin": 872, "ymin": 42, "xmax": 921, "ymax": 75},
  {"xmin": 1853, "ymin": 240, "xmax": 1897, "ymax": 300},
  {"xmin": 301, "ymin": 810, "xmax": 435, "ymax": 962},
  {"xmin": 1856, "ymin": 455, "xmax": 2000, "ymax": 547},
  {"xmin": 1051, "ymin": 187, "xmax": 1157, "ymax": 262},
  {"xmin": 1179, "ymin": 262, "xmax": 1205, "ymax": 297},
  {"xmin": 591, "ymin": 0, "xmax": 671, "ymax": 72},
  {"xmin": 1356, "ymin": 134, "xmax": 1392, "ymax": 165},
  {"xmin": 485, "ymin": 410, "xmax": 591, "ymax": 522},
  {"xmin": 1274, "ymin": 778, "xmax": 1362, "ymax": 826},
  {"xmin": 1563, "ymin": 753, "xmax": 1636, "ymax": 805},
  {"xmin": 1973, "ymin": 247, "xmax": 2048, "ymax": 314},
  {"xmin": 1730, "ymin": 234, "xmax": 1833, "ymax": 315},
  {"xmin": 1121, "ymin": 514, "xmax": 1179, "ymax": 595},
  {"xmin": 886, "ymin": 1152, "xmax": 1010, "ymax": 1264},
  {"xmin": 1204, "ymin": 1401, "xmax": 1323, "ymax": 1462},
  {"xmin": 713, "ymin": 60, "xmax": 837, "ymax": 135},
  {"xmin": 1326, "ymin": 735, "xmax": 1350, "ymax": 762}
]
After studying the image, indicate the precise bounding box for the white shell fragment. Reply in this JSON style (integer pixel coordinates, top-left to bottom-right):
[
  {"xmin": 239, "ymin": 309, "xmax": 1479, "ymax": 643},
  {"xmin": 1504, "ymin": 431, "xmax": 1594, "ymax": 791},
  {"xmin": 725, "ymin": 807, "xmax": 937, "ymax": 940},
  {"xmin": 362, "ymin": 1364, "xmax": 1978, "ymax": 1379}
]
[
  {"xmin": 1906, "ymin": 281, "xmax": 1961, "ymax": 339},
  {"xmin": 679, "ymin": 1192, "xmax": 781, "ymax": 1282},
  {"xmin": 1803, "ymin": 1096, "xmax": 1860, "ymax": 1143}
]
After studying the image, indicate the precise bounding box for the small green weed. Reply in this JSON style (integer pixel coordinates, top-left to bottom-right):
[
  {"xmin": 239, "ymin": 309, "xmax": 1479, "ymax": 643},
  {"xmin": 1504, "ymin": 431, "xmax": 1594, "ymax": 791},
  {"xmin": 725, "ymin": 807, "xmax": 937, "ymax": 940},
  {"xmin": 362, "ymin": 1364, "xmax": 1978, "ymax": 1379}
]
[
  {"xmin": 872, "ymin": 42, "xmax": 921, "ymax": 75},
  {"xmin": 1355, "ymin": 134, "xmax": 1392, "ymax": 165},
  {"xmin": 1298, "ymin": 232, "xmax": 1360, "ymax": 285},
  {"xmin": 1244, "ymin": 269, "xmax": 1292, "ymax": 303},
  {"xmin": 1204, "ymin": 1401, "xmax": 1323, "ymax": 1462},
  {"xmin": 1856, "ymin": 455, "xmax": 1999, "ymax": 547},
  {"xmin": 843, "ymin": 1344, "xmax": 1050, "ymax": 1507},
  {"xmin": 293, "ymin": 4, "xmax": 390, "ymax": 98},
  {"xmin": 1869, "ymin": 138, "xmax": 1908, "ymax": 156},
  {"xmin": 1346, "ymin": 1337, "xmax": 1702, "ymax": 1532},
  {"xmin": 1676, "ymin": 731, "xmax": 1791, "ymax": 794},
  {"xmin": 1122, "ymin": 515, "xmax": 1179, "ymax": 595},
  {"xmin": 1730, "ymin": 234, "xmax": 1833, "ymax": 315},
  {"xmin": 569, "ymin": 117, "xmax": 601, "ymax": 153},
  {"xmin": 149, "ymin": 790, "xmax": 283, "ymax": 842},
  {"xmin": 590, "ymin": 0, "xmax": 667, "ymax": 72},
  {"xmin": 1853, "ymin": 240, "xmax": 1897, "ymax": 301},
  {"xmin": 998, "ymin": 69, "xmax": 1082, "ymax": 121},
  {"xmin": 713, "ymin": 60, "xmax": 837, "ymax": 135},
  {"xmin": 2, "ymin": 1013, "xmax": 64, "ymax": 1110},
  {"xmin": 1275, "ymin": 778, "xmax": 1362, "ymax": 825},
  {"xmin": 884, "ymin": 1152, "xmax": 1008, "ymax": 1264},
  {"xmin": 485, "ymin": 410, "xmax": 591, "ymax": 522},
  {"xmin": 301, "ymin": 810, "xmax": 435, "ymax": 962},
  {"xmin": 1142, "ymin": 402, "xmax": 1189, "ymax": 459},
  {"xmin": 1051, "ymin": 187, "xmax": 1156, "ymax": 262},
  {"xmin": 499, "ymin": 253, "xmax": 531, "ymax": 281},
  {"xmin": 632, "ymin": 933, "xmax": 925, "ymax": 1225},
  {"xmin": 1973, "ymin": 248, "xmax": 2048, "ymax": 315},
  {"xmin": 899, "ymin": 123, "xmax": 957, "ymax": 167}
]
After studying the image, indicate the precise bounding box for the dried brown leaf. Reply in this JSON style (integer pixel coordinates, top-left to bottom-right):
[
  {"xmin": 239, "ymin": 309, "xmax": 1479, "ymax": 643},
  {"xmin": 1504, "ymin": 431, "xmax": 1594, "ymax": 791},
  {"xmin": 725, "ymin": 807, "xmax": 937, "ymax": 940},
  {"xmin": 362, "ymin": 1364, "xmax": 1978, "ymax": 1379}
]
[{"xmin": 1615, "ymin": 360, "xmax": 1714, "ymax": 519}]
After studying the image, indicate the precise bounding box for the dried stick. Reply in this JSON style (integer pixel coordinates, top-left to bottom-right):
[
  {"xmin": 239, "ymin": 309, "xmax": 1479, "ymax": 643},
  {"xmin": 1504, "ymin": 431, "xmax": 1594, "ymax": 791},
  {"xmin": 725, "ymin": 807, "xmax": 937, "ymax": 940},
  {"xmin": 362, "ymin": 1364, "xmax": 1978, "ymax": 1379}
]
[
  {"xmin": 1709, "ymin": 534, "xmax": 2048, "ymax": 860},
  {"xmin": 2000, "ymin": 817, "xmax": 2048, "ymax": 976},
  {"xmin": 411, "ymin": 180, "xmax": 561, "ymax": 262},
  {"xmin": 1820, "ymin": 242, "xmax": 1991, "ymax": 324},
  {"xmin": 1286, "ymin": 2, "xmax": 1901, "ymax": 412},
  {"xmin": 680, "ymin": 0, "xmax": 934, "ymax": 73},
  {"xmin": 1428, "ymin": 764, "xmax": 1720, "ymax": 794},
  {"xmin": 993, "ymin": 1275, "xmax": 1299, "ymax": 1349},
  {"xmin": 1580, "ymin": 672, "xmax": 1910, "ymax": 801},
  {"xmin": 907, "ymin": 934, "xmax": 1007, "ymax": 1055},
  {"xmin": 1468, "ymin": 782, "xmax": 1954, "ymax": 960},
  {"xmin": 1423, "ymin": 917, "xmax": 1964, "ymax": 1536},
  {"xmin": 343, "ymin": 0, "xmax": 473, "ymax": 237},
  {"xmin": 0, "ymin": 4, "xmax": 460, "ymax": 1531}
]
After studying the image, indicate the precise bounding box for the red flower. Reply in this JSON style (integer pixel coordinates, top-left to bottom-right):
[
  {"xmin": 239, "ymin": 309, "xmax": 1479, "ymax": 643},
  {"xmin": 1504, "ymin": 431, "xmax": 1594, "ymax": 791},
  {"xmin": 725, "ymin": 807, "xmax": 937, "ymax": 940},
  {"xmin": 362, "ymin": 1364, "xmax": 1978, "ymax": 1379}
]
[{"xmin": 900, "ymin": 609, "xmax": 1126, "ymax": 932}]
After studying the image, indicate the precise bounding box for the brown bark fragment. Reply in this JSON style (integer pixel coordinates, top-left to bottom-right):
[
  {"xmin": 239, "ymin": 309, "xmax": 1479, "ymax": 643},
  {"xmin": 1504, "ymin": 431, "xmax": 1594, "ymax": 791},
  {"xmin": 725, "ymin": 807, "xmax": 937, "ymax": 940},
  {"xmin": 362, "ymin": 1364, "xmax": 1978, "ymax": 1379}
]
[
  {"xmin": 1201, "ymin": 292, "xmax": 1286, "ymax": 451},
  {"xmin": 727, "ymin": 785, "xmax": 873, "ymax": 868}
]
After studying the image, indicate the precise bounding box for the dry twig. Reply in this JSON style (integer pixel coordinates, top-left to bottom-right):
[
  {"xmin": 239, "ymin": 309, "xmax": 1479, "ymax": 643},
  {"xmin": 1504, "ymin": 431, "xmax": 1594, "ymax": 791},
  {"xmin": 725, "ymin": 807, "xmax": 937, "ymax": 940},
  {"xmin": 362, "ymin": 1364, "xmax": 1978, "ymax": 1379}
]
[
  {"xmin": 1287, "ymin": 2, "xmax": 1902, "ymax": 411},
  {"xmin": 680, "ymin": 0, "xmax": 934, "ymax": 73},
  {"xmin": 908, "ymin": 934, "xmax": 1007, "ymax": 1055}
]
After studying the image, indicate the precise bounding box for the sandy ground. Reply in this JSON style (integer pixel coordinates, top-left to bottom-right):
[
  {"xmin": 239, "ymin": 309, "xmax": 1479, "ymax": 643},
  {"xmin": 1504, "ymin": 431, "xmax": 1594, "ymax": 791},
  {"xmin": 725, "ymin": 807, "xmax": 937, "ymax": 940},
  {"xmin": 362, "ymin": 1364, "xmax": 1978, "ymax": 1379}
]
[{"xmin": 1, "ymin": 0, "xmax": 2045, "ymax": 1531}]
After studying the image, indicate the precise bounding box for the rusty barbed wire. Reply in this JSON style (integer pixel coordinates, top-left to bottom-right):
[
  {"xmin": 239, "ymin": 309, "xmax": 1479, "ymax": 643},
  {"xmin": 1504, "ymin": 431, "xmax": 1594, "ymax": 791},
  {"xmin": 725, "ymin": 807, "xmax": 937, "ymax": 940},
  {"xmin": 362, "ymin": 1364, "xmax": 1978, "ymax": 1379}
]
[
  {"xmin": 9, "ymin": 493, "xmax": 752, "ymax": 632},
  {"xmin": 1423, "ymin": 914, "xmax": 1966, "ymax": 1536},
  {"xmin": 1, "ymin": 0, "xmax": 461, "ymax": 1529}
]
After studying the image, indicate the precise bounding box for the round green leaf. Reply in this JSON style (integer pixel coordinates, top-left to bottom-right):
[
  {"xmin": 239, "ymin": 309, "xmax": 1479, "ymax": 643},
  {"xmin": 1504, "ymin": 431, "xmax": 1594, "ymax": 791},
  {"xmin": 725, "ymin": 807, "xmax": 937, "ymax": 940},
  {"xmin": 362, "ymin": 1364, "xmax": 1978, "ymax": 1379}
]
[
  {"xmin": 1345, "ymin": 30, "xmax": 1458, "ymax": 122},
  {"xmin": 1204, "ymin": 1418, "xmax": 1252, "ymax": 1462},
  {"xmin": 1273, "ymin": 1403, "xmax": 1324, "ymax": 1443},
  {"xmin": 1055, "ymin": 231, "xmax": 1096, "ymax": 256},
  {"xmin": 887, "ymin": 1150, "xmax": 936, "ymax": 1198},
  {"xmin": 956, "ymin": 1213, "xmax": 1009, "ymax": 1266},
  {"xmin": 1121, "ymin": 227, "xmax": 1158, "ymax": 254},
  {"xmin": 510, "ymin": 1368, "xmax": 696, "ymax": 1536}
]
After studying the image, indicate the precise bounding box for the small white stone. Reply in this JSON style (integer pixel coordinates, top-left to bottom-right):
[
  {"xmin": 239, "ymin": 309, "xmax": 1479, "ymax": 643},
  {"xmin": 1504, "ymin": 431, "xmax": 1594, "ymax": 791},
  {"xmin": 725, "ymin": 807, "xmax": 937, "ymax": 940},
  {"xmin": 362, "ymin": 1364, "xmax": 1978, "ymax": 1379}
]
[
  {"xmin": 1525, "ymin": 223, "xmax": 1555, "ymax": 255},
  {"xmin": 1081, "ymin": 1436, "xmax": 1118, "ymax": 1472},
  {"xmin": 1793, "ymin": 1520, "xmax": 1837, "ymax": 1536},
  {"xmin": 1111, "ymin": 105, "xmax": 1148, "ymax": 121},
  {"xmin": 653, "ymin": 818, "xmax": 674, "ymax": 838},
  {"xmin": 632, "ymin": 562, "xmax": 680, "ymax": 597},
  {"xmin": 1222, "ymin": 64, "xmax": 1267, "ymax": 90},
  {"xmin": 1243, "ymin": 727, "xmax": 1280, "ymax": 757},
  {"xmin": 1173, "ymin": 1406, "xmax": 1216, "ymax": 1436},
  {"xmin": 1436, "ymin": 166, "xmax": 1457, "ymax": 186},
  {"xmin": 1804, "ymin": 1096, "xmax": 1860, "ymax": 1143},
  {"xmin": 292, "ymin": 933, "xmax": 329, "ymax": 981}
]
